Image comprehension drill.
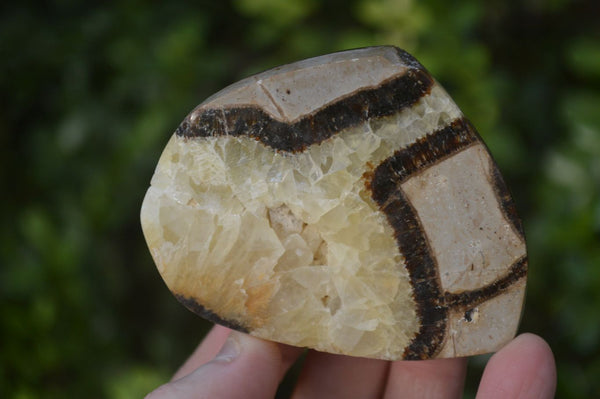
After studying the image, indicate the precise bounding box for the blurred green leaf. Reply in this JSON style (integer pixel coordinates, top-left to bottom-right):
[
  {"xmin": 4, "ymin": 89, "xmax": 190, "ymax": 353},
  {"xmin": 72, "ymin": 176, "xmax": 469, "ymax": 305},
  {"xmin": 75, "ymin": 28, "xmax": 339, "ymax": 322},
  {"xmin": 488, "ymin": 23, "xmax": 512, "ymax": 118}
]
[
  {"xmin": 105, "ymin": 366, "xmax": 168, "ymax": 399},
  {"xmin": 234, "ymin": 0, "xmax": 316, "ymax": 25},
  {"xmin": 567, "ymin": 37, "xmax": 600, "ymax": 80}
]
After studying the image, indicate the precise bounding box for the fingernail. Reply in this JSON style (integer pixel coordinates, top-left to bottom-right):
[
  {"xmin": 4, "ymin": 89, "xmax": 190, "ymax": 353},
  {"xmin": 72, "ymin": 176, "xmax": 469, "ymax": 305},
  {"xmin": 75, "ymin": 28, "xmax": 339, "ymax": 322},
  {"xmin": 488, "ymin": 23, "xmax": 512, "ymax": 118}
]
[{"xmin": 213, "ymin": 332, "xmax": 242, "ymax": 363}]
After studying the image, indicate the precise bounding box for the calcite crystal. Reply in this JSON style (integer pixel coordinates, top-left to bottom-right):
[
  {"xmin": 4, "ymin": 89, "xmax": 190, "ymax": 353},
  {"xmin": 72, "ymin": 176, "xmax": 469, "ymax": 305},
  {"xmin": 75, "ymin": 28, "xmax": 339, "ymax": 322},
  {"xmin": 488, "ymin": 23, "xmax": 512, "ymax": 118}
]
[{"xmin": 141, "ymin": 46, "xmax": 527, "ymax": 360}]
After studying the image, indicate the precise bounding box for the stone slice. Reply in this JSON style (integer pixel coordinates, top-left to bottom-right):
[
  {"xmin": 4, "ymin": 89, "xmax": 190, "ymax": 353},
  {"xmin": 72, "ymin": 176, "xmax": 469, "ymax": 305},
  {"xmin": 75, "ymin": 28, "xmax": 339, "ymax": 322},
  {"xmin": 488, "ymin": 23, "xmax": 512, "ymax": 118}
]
[{"xmin": 140, "ymin": 46, "xmax": 527, "ymax": 360}]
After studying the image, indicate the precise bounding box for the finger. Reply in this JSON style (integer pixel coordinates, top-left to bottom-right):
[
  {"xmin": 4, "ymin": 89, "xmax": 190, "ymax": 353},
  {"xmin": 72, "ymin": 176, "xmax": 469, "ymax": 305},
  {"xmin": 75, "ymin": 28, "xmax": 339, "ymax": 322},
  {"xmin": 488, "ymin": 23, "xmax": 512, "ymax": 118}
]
[
  {"xmin": 476, "ymin": 333, "xmax": 556, "ymax": 399},
  {"xmin": 292, "ymin": 351, "xmax": 389, "ymax": 399},
  {"xmin": 146, "ymin": 331, "xmax": 303, "ymax": 399},
  {"xmin": 384, "ymin": 357, "xmax": 467, "ymax": 399},
  {"xmin": 172, "ymin": 325, "xmax": 232, "ymax": 381}
]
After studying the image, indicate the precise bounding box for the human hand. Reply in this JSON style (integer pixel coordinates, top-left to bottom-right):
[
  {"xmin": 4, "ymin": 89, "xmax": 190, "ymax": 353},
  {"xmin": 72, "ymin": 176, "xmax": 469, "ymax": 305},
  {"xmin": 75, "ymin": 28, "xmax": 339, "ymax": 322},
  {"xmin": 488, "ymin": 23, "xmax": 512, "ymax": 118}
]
[{"xmin": 146, "ymin": 326, "xmax": 556, "ymax": 398}]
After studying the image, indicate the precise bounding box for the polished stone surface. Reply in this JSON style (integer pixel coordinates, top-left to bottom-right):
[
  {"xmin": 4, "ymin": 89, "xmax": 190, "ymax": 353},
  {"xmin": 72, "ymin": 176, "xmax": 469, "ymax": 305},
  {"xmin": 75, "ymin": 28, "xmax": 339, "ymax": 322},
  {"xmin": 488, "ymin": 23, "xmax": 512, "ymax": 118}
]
[{"xmin": 141, "ymin": 46, "xmax": 527, "ymax": 360}]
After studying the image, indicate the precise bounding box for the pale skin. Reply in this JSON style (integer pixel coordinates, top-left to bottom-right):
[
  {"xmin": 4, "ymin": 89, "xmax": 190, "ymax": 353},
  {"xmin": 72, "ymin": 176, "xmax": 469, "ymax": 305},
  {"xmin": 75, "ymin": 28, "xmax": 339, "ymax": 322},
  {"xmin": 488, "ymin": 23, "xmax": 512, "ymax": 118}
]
[{"xmin": 146, "ymin": 326, "xmax": 556, "ymax": 399}]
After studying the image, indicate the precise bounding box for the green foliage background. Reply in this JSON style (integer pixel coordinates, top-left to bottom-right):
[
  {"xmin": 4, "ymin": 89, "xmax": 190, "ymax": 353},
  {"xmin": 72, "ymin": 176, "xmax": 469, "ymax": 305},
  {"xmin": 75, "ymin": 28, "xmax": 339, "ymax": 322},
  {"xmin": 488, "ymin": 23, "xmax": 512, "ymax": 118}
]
[{"xmin": 1, "ymin": 0, "xmax": 599, "ymax": 397}]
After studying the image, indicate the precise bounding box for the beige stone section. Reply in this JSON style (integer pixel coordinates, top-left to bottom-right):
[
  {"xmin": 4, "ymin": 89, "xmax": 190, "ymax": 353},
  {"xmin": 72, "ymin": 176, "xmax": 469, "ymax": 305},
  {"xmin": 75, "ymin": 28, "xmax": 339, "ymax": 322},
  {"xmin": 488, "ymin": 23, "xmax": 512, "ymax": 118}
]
[
  {"xmin": 436, "ymin": 278, "xmax": 526, "ymax": 357},
  {"xmin": 189, "ymin": 47, "xmax": 412, "ymax": 123},
  {"xmin": 402, "ymin": 144, "xmax": 526, "ymax": 293}
]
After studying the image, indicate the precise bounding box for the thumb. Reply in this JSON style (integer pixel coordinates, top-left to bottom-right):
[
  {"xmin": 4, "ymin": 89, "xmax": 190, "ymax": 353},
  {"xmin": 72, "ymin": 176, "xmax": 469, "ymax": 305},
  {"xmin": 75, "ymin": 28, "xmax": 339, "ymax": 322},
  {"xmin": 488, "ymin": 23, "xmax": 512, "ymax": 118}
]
[{"xmin": 146, "ymin": 331, "xmax": 302, "ymax": 399}]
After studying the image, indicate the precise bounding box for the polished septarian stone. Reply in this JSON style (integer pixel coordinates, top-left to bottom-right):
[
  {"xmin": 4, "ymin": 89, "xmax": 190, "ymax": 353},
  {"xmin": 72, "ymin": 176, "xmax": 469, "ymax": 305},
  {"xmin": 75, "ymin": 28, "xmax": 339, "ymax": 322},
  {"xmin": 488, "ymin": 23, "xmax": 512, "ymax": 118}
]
[{"xmin": 141, "ymin": 46, "xmax": 527, "ymax": 360}]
